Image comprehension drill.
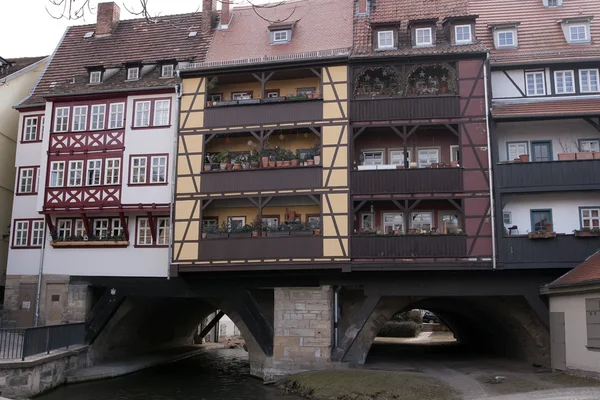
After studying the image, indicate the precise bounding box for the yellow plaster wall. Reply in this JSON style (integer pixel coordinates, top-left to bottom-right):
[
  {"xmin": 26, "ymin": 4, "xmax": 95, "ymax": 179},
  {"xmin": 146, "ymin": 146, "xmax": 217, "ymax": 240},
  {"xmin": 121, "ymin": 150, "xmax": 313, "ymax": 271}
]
[
  {"xmin": 212, "ymin": 78, "xmax": 320, "ymax": 100},
  {"xmin": 203, "ymin": 205, "xmax": 320, "ymax": 225},
  {"xmin": 322, "ymin": 66, "xmax": 348, "ymax": 120}
]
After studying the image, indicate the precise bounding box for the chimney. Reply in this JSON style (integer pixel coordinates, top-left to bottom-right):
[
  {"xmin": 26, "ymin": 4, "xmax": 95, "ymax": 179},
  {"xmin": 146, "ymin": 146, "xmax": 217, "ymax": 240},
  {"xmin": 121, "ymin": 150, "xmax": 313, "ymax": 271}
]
[
  {"xmin": 220, "ymin": 0, "xmax": 232, "ymax": 28},
  {"xmin": 203, "ymin": 0, "xmax": 216, "ymax": 12},
  {"xmin": 357, "ymin": 0, "xmax": 370, "ymax": 16},
  {"xmin": 96, "ymin": 2, "xmax": 121, "ymax": 37}
]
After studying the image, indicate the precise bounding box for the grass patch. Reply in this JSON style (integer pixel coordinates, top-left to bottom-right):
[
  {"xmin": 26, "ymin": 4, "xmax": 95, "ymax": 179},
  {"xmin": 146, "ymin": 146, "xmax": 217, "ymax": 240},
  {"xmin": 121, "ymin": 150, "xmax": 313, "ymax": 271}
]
[
  {"xmin": 279, "ymin": 370, "xmax": 460, "ymax": 400},
  {"xmin": 540, "ymin": 373, "xmax": 600, "ymax": 387}
]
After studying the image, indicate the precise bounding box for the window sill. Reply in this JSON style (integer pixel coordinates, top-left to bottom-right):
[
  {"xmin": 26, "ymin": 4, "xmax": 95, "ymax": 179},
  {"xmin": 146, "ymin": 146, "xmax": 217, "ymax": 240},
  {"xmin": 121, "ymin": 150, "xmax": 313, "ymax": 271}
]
[
  {"xmin": 127, "ymin": 182, "xmax": 169, "ymax": 187},
  {"xmin": 130, "ymin": 125, "xmax": 172, "ymax": 130},
  {"xmin": 16, "ymin": 192, "xmax": 38, "ymax": 196},
  {"xmin": 20, "ymin": 140, "xmax": 43, "ymax": 144},
  {"xmin": 50, "ymin": 240, "xmax": 129, "ymax": 248},
  {"xmin": 133, "ymin": 244, "xmax": 169, "ymax": 248},
  {"xmin": 586, "ymin": 346, "xmax": 600, "ymax": 351},
  {"xmin": 11, "ymin": 246, "xmax": 42, "ymax": 250}
]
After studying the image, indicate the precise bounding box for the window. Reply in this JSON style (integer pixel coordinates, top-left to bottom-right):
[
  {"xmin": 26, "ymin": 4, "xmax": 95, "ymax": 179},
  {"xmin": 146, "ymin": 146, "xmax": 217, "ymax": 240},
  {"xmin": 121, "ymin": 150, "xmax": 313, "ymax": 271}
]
[
  {"xmin": 450, "ymin": 145, "xmax": 460, "ymax": 163},
  {"xmin": 273, "ymin": 30, "xmax": 289, "ymax": 42},
  {"xmin": 161, "ymin": 64, "xmax": 174, "ymax": 77},
  {"xmin": 383, "ymin": 213, "xmax": 404, "ymax": 234},
  {"xmin": 228, "ymin": 217, "xmax": 246, "ymax": 231},
  {"xmin": 71, "ymin": 106, "xmax": 87, "ymax": 131},
  {"xmin": 23, "ymin": 117, "xmax": 39, "ymax": 141},
  {"xmin": 546, "ymin": 0, "xmax": 561, "ymax": 6},
  {"xmin": 580, "ymin": 69, "xmax": 599, "ymax": 93},
  {"xmin": 362, "ymin": 151, "xmax": 384, "ymax": 166},
  {"xmin": 580, "ymin": 139, "xmax": 600, "ymax": 152},
  {"xmin": 111, "ymin": 219, "xmax": 123, "ymax": 237},
  {"xmin": 151, "ymin": 156, "xmax": 167, "ymax": 183},
  {"xmin": 262, "ymin": 217, "xmax": 279, "ymax": 229},
  {"xmin": 35, "ymin": 167, "xmax": 40, "ymax": 192},
  {"xmin": 90, "ymin": 104, "xmax": 106, "ymax": 130},
  {"xmin": 87, "ymin": 159, "xmax": 102, "ymax": 186},
  {"xmin": 54, "ymin": 107, "xmax": 69, "ymax": 132},
  {"xmin": 307, "ymin": 215, "xmax": 321, "ymax": 229},
  {"xmin": 94, "ymin": 219, "xmax": 109, "ymax": 239},
  {"xmin": 507, "ymin": 142, "xmax": 528, "ymax": 161},
  {"xmin": 13, "ymin": 221, "xmax": 29, "ymax": 247},
  {"xmin": 297, "ymin": 87, "xmax": 316, "ymax": 96},
  {"xmin": 581, "ymin": 208, "xmax": 600, "ymax": 229},
  {"xmin": 378, "ymin": 30, "xmax": 394, "ymax": 49},
  {"xmin": 40, "ymin": 117, "xmax": 45, "ymax": 140},
  {"xmin": 455, "ymin": 25, "xmax": 472, "ymax": 44},
  {"xmin": 130, "ymin": 157, "xmax": 147, "ymax": 184},
  {"xmin": 210, "ymin": 94, "xmax": 223, "ymax": 102},
  {"xmin": 389, "ymin": 150, "xmax": 410, "ymax": 165},
  {"xmin": 232, "ymin": 92, "xmax": 252, "ymax": 100},
  {"xmin": 31, "ymin": 221, "xmax": 45, "ymax": 247},
  {"xmin": 74, "ymin": 219, "xmax": 86, "ymax": 237},
  {"xmin": 586, "ymin": 298, "xmax": 600, "ymax": 348},
  {"xmin": 153, "ymin": 100, "xmax": 170, "ymax": 126},
  {"xmin": 127, "ymin": 67, "xmax": 139, "ymax": 80},
  {"xmin": 157, "ymin": 217, "xmax": 170, "ymax": 245},
  {"xmin": 68, "ymin": 160, "xmax": 84, "ymax": 187},
  {"xmin": 137, "ymin": 218, "xmax": 152, "ymax": 245},
  {"xmin": 526, "ymin": 71, "xmax": 545, "ymax": 96},
  {"xmin": 104, "ymin": 158, "xmax": 120, "ymax": 185},
  {"xmin": 417, "ymin": 148, "xmax": 439, "ymax": 168},
  {"xmin": 49, "ymin": 161, "xmax": 65, "ymax": 187},
  {"xmin": 134, "ymin": 101, "xmax": 151, "ymax": 127},
  {"xmin": 554, "ymin": 70, "xmax": 574, "ymax": 94},
  {"xmin": 502, "ymin": 212, "xmax": 512, "ymax": 225},
  {"xmin": 360, "ymin": 213, "xmax": 374, "ymax": 230},
  {"xmin": 266, "ymin": 91, "xmax": 280, "ymax": 98},
  {"xmin": 18, "ymin": 168, "xmax": 35, "ymax": 193},
  {"xmin": 109, "ymin": 103, "xmax": 125, "ymax": 129},
  {"xmin": 440, "ymin": 214, "xmax": 459, "ymax": 233},
  {"xmin": 569, "ymin": 25, "xmax": 587, "ymax": 42},
  {"xmin": 89, "ymin": 71, "xmax": 102, "ymax": 84},
  {"xmin": 496, "ymin": 30, "xmax": 516, "ymax": 48},
  {"xmin": 415, "ymin": 28, "xmax": 432, "ymax": 46},
  {"xmin": 411, "ymin": 212, "xmax": 433, "ymax": 231},
  {"xmin": 531, "ymin": 209, "xmax": 552, "ymax": 232},
  {"xmin": 57, "ymin": 219, "xmax": 72, "ymax": 239},
  {"xmin": 203, "ymin": 218, "xmax": 218, "ymax": 230}
]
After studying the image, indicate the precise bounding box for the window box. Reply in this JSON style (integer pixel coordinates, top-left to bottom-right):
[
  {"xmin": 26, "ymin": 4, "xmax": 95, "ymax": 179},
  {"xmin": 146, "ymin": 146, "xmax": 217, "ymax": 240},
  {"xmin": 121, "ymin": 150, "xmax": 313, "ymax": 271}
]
[
  {"xmin": 288, "ymin": 95, "xmax": 308, "ymax": 101},
  {"xmin": 50, "ymin": 240, "xmax": 129, "ymax": 248},
  {"xmin": 527, "ymin": 231, "xmax": 556, "ymax": 239},
  {"xmin": 576, "ymin": 152, "xmax": 594, "ymax": 160},
  {"xmin": 558, "ymin": 153, "xmax": 576, "ymax": 160},
  {"xmin": 574, "ymin": 229, "xmax": 600, "ymax": 238},
  {"xmin": 237, "ymin": 99, "xmax": 261, "ymax": 105},
  {"xmin": 262, "ymin": 96, "xmax": 287, "ymax": 103}
]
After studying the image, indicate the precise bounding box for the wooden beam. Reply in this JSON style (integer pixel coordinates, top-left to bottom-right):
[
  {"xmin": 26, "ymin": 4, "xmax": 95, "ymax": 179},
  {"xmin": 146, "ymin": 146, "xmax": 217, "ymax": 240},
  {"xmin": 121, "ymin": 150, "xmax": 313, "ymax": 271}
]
[
  {"xmin": 353, "ymin": 200, "xmax": 367, "ymax": 213},
  {"xmin": 201, "ymin": 199, "xmax": 214, "ymax": 211},
  {"xmin": 447, "ymin": 199, "xmax": 463, "ymax": 213},
  {"xmin": 263, "ymin": 129, "xmax": 275, "ymax": 142},
  {"xmin": 45, "ymin": 215, "xmax": 56, "ymax": 240},
  {"xmin": 391, "ymin": 200, "xmax": 406, "ymax": 211},
  {"xmin": 249, "ymin": 131, "xmax": 261, "ymax": 142},
  {"xmin": 119, "ymin": 212, "xmax": 129, "ymax": 241},
  {"xmin": 80, "ymin": 213, "xmax": 91, "ymax": 237},
  {"xmin": 583, "ymin": 117, "xmax": 600, "ymax": 133},
  {"xmin": 310, "ymin": 68, "xmax": 322, "ymax": 79},
  {"xmin": 247, "ymin": 197, "xmax": 259, "ymax": 208},
  {"xmin": 262, "ymin": 196, "xmax": 273, "ymax": 209},
  {"xmin": 308, "ymin": 126, "xmax": 321, "ymax": 138},
  {"xmin": 204, "ymin": 133, "xmax": 218, "ymax": 146},
  {"xmin": 390, "ymin": 126, "xmax": 403, "ymax": 137},
  {"xmin": 331, "ymin": 294, "xmax": 381, "ymax": 362},
  {"xmin": 406, "ymin": 125, "xmax": 419, "ymax": 138},
  {"xmin": 195, "ymin": 310, "xmax": 225, "ymax": 342},
  {"xmin": 408, "ymin": 199, "xmax": 421, "ymax": 211},
  {"xmin": 230, "ymin": 291, "xmax": 274, "ymax": 356},
  {"xmin": 308, "ymin": 194, "xmax": 321, "ymax": 206},
  {"xmin": 146, "ymin": 211, "xmax": 156, "ymax": 242},
  {"xmin": 444, "ymin": 124, "xmax": 460, "ymax": 137},
  {"xmin": 353, "ymin": 127, "xmax": 367, "ymax": 140}
]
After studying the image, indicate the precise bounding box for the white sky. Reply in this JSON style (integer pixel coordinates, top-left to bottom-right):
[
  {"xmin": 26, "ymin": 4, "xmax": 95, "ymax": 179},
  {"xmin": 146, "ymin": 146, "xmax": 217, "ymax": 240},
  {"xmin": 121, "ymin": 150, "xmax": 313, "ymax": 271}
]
[{"xmin": 1, "ymin": 0, "xmax": 209, "ymax": 58}]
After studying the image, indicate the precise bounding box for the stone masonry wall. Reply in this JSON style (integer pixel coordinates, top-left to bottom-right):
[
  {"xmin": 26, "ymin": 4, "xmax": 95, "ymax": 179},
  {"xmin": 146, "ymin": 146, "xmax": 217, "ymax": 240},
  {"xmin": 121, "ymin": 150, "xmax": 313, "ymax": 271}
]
[{"xmin": 270, "ymin": 286, "xmax": 333, "ymax": 376}]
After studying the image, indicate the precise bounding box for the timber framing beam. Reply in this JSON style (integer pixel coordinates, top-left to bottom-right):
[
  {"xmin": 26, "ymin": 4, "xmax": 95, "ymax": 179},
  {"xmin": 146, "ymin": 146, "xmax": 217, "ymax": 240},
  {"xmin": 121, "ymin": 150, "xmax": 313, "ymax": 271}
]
[
  {"xmin": 230, "ymin": 291, "xmax": 274, "ymax": 356},
  {"xmin": 196, "ymin": 310, "xmax": 225, "ymax": 341},
  {"xmin": 119, "ymin": 212, "xmax": 129, "ymax": 241},
  {"xmin": 525, "ymin": 293, "xmax": 549, "ymax": 329}
]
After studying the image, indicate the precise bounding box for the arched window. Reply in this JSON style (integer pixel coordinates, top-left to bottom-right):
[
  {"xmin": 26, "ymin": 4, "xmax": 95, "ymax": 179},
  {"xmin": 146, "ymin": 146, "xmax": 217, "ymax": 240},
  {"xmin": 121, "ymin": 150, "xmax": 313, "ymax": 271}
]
[
  {"xmin": 406, "ymin": 63, "xmax": 457, "ymax": 96},
  {"xmin": 353, "ymin": 66, "xmax": 402, "ymax": 98}
]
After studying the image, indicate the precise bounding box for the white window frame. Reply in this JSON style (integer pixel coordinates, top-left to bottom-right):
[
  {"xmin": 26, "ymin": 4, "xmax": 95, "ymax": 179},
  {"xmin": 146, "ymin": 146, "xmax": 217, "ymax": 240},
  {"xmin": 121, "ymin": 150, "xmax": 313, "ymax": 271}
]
[
  {"xmin": 23, "ymin": 117, "xmax": 39, "ymax": 141},
  {"xmin": 93, "ymin": 219, "xmax": 109, "ymax": 239},
  {"xmin": 580, "ymin": 69, "xmax": 599, "ymax": 93},
  {"xmin": 507, "ymin": 142, "xmax": 528, "ymax": 161},
  {"xmin": 526, "ymin": 71, "xmax": 546, "ymax": 96},
  {"xmin": 153, "ymin": 100, "xmax": 170, "ymax": 126},
  {"xmin": 54, "ymin": 107, "xmax": 70, "ymax": 133},
  {"xmin": 554, "ymin": 70, "xmax": 575, "ymax": 94},
  {"xmin": 137, "ymin": 218, "xmax": 152, "ymax": 245},
  {"xmin": 495, "ymin": 29, "xmax": 517, "ymax": 48},
  {"xmin": 377, "ymin": 30, "xmax": 394, "ymax": 49},
  {"xmin": 68, "ymin": 160, "xmax": 84, "ymax": 187},
  {"xmin": 31, "ymin": 221, "xmax": 45, "ymax": 247},
  {"xmin": 417, "ymin": 148, "xmax": 440, "ymax": 168},
  {"xmin": 72, "ymin": 106, "xmax": 88, "ymax": 131},
  {"xmin": 450, "ymin": 145, "xmax": 460, "ymax": 162},
  {"xmin": 14, "ymin": 221, "xmax": 30, "ymax": 247},
  {"xmin": 127, "ymin": 67, "xmax": 140, "ymax": 80},
  {"xmin": 262, "ymin": 217, "xmax": 279, "ymax": 229},
  {"xmin": 360, "ymin": 213, "xmax": 374, "ymax": 230},
  {"xmin": 89, "ymin": 71, "xmax": 102, "ymax": 84},
  {"xmin": 108, "ymin": 103, "xmax": 125, "ymax": 129},
  {"xmin": 502, "ymin": 211, "xmax": 512, "ymax": 225},
  {"xmin": 410, "ymin": 212, "xmax": 433, "ymax": 231},
  {"xmin": 156, "ymin": 217, "xmax": 170, "ymax": 245},
  {"xmin": 228, "ymin": 217, "xmax": 246, "ymax": 231},
  {"xmin": 440, "ymin": 213, "xmax": 460, "ymax": 232},
  {"xmin": 49, "ymin": 161, "xmax": 65, "ymax": 187},
  {"xmin": 74, "ymin": 219, "xmax": 86, "ymax": 237},
  {"xmin": 581, "ymin": 208, "xmax": 600, "ymax": 229},
  {"xmin": 35, "ymin": 167, "xmax": 40, "ymax": 193},
  {"xmin": 362, "ymin": 150, "xmax": 384, "ymax": 166},
  {"xmin": 580, "ymin": 139, "xmax": 600, "ymax": 152},
  {"xmin": 383, "ymin": 212, "xmax": 404, "ymax": 234},
  {"xmin": 57, "ymin": 219, "xmax": 72, "ymax": 239},
  {"xmin": 232, "ymin": 92, "xmax": 252, "ymax": 100},
  {"xmin": 130, "ymin": 156, "xmax": 147, "ymax": 184},
  {"xmin": 415, "ymin": 27, "xmax": 432, "ymax": 46},
  {"xmin": 111, "ymin": 219, "xmax": 123, "ymax": 237},
  {"xmin": 389, "ymin": 149, "xmax": 411, "ymax": 165},
  {"xmin": 273, "ymin": 30, "xmax": 289, "ymax": 42},
  {"xmin": 40, "ymin": 116, "xmax": 45, "ymax": 140},
  {"xmin": 455, "ymin": 25, "xmax": 472, "ymax": 44},
  {"xmin": 86, "ymin": 159, "xmax": 102, "ymax": 186},
  {"xmin": 150, "ymin": 156, "xmax": 167, "ymax": 183},
  {"xmin": 90, "ymin": 104, "xmax": 106, "ymax": 130},
  {"xmin": 19, "ymin": 168, "xmax": 34, "ymax": 193},
  {"xmin": 104, "ymin": 158, "xmax": 120, "ymax": 185},
  {"xmin": 161, "ymin": 64, "xmax": 174, "ymax": 78},
  {"xmin": 569, "ymin": 24, "xmax": 588, "ymax": 42},
  {"xmin": 134, "ymin": 101, "xmax": 151, "ymax": 127}
]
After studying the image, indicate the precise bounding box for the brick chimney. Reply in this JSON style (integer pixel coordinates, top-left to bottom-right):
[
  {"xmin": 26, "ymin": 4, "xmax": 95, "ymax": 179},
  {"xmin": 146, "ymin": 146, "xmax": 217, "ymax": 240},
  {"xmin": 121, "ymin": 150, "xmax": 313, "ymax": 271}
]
[
  {"xmin": 220, "ymin": 0, "xmax": 232, "ymax": 28},
  {"xmin": 357, "ymin": 0, "xmax": 370, "ymax": 16},
  {"xmin": 203, "ymin": 0, "xmax": 216, "ymax": 12},
  {"xmin": 96, "ymin": 2, "xmax": 121, "ymax": 37}
]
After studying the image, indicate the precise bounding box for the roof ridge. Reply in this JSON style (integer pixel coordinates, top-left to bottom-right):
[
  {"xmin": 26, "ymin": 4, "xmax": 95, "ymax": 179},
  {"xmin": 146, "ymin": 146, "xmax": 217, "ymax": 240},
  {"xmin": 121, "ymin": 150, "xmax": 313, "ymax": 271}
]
[{"xmin": 67, "ymin": 10, "xmax": 203, "ymax": 30}]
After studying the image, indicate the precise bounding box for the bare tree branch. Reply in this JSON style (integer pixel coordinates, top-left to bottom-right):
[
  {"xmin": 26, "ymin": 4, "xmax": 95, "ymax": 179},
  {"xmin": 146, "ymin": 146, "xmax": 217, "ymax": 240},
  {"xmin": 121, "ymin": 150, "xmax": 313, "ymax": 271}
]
[{"xmin": 46, "ymin": 0, "xmax": 94, "ymax": 20}]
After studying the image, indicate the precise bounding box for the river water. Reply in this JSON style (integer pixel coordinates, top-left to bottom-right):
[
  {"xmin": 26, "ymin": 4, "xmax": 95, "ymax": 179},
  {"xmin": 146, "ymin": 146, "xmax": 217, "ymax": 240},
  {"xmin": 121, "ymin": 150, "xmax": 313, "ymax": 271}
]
[{"xmin": 36, "ymin": 348, "xmax": 301, "ymax": 400}]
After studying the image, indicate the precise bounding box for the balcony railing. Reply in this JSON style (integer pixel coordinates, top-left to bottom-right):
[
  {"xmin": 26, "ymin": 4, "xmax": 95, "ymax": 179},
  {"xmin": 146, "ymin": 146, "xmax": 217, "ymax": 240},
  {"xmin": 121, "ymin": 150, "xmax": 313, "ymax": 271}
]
[
  {"xmin": 44, "ymin": 186, "xmax": 121, "ymax": 209},
  {"xmin": 351, "ymin": 167, "xmax": 463, "ymax": 195},
  {"xmin": 204, "ymin": 99, "xmax": 323, "ymax": 128},
  {"xmin": 350, "ymin": 96, "xmax": 461, "ymax": 122},
  {"xmin": 198, "ymin": 236, "xmax": 322, "ymax": 261},
  {"xmin": 501, "ymin": 235, "xmax": 600, "ymax": 269},
  {"xmin": 200, "ymin": 166, "xmax": 322, "ymax": 193},
  {"xmin": 496, "ymin": 160, "xmax": 600, "ymax": 193},
  {"xmin": 351, "ymin": 235, "xmax": 467, "ymax": 258}
]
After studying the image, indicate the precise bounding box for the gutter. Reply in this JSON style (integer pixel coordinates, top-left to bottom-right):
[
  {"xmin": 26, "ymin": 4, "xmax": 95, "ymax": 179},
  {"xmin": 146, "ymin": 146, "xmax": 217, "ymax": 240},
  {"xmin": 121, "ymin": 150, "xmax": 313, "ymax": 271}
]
[
  {"xmin": 167, "ymin": 76, "xmax": 182, "ymax": 280},
  {"xmin": 43, "ymin": 85, "xmax": 177, "ymax": 99},
  {"xmin": 34, "ymin": 224, "xmax": 48, "ymax": 327},
  {"xmin": 483, "ymin": 51, "xmax": 497, "ymax": 271}
]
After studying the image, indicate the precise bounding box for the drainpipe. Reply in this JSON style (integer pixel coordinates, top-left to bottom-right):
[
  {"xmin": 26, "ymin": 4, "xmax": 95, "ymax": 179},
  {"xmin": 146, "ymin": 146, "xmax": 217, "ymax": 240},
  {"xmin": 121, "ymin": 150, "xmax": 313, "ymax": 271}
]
[
  {"xmin": 167, "ymin": 78, "xmax": 182, "ymax": 279},
  {"xmin": 483, "ymin": 52, "xmax": 497, "ymax": 270},
  {"xmin": 34, "ymin": 225, "xmax": 48, "ymax": 327},
  {"xmin": 333, "ymin": 286, "xmax": 340, "ymax": 348}
]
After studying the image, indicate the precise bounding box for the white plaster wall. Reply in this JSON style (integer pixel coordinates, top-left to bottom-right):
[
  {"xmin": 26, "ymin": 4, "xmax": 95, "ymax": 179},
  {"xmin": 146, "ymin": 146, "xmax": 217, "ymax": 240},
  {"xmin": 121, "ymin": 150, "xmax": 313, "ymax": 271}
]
[
  {"xmin": 219, "ymin": 315, "xmax": 240, "ymax": 337},
  {"xmin": 495, "ymin": 119, "xmax": 600, "ymax": 162},
  {"xmin": 550, "ymin": 294, "xmax": 600, "ymax": 374},
  {"xmin": 491, "ymin": 69, "xmax": 525, "ymax": 98},
  {"xmin": 502, "ymin": 192, "xmax": 600, "ymax": 234}
]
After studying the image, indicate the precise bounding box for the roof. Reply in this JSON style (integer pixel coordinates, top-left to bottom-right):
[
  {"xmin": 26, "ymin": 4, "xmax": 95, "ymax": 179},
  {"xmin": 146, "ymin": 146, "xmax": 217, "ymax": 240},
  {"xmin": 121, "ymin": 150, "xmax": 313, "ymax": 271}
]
[
  {"xmin": 470, "ymin": 0, "xmax": 600, "ymax": 65},
  {"xmin": 493, "ymin": 97, "xmax": 600, "ymax": 119},
  {"xmin": 353, "ymin": 0, "xmax": 486, "ymax": 58},
  {"xmin": 20, "ymin": 12, "xmax": 213, "ymax": 107},
  {"xmin": 204, "ymin": 0, "xmax": 353, "ymax": 64},
  {"xmin": 3, "ymin": 56, "xmax": 47, "ymax": 77},
  {"xmin": 549, "ymin": 250, "xmax": 600, "ymax": 289}
]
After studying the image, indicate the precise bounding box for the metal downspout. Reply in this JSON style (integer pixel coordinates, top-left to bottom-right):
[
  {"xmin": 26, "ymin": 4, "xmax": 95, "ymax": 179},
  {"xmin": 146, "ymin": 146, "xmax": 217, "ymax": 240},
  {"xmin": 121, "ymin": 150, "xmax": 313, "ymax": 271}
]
[
  {"xmin": 167, "ymin": 77, "xmax": 182, "ymax": 279},
  {"xmin": 483, "ymin": 52, "xmax": 497, "ymax": 270},
  {"xmin": 34, "ymin": 226, "xmax": 48, "ymax": 327}
]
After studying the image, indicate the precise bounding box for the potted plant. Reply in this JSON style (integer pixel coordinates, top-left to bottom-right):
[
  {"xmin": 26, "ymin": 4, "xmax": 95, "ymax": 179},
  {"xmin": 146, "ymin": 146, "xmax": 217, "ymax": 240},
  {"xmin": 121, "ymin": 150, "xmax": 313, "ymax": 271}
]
[
  {"xmin": 312, "ymin": 222, "xmax": 322, "ymax": 236},
  {"xmin": 203, "ymin": 223, "xmax": 226, "ymax": 239},
  {"xmin": 249, "ymin": 152, "xmax": 260, "ymax": 169},
  {"xmin": 450, "ymin": 160, "xmax": 458, "ymax": 167},
  {"xmin": 232, "ymin": 154, "xmax": 243, "ymax": 170},
  {"xmin": 574, "ymin": 227, "xmax": 600, "ymax": 237},
  {"xmin": 289, "ymin": 222, "xmax": 313, "ymax": 236},
  {"xmin": 312, "ymin": 143, "xmax": 321, "ymax": 165},
  {"xmin": 204, "ymin": 154, "xmax": 215, "ymax": 171},
  {"xmin": 251, "ymin": 218, "xmax": 263, "ymax": 237},
  {"xmin": 594, "ymin": 151, "xmax": 600, "ymax": 160},
  {"xmin": 229, "ymin": 224, "xmax": 252, "ymax": 238},
  {"xmin": 216, "ymin": 149, "xmax": 230, "ymax": 171},
  {"xmin": 528, "ymin": 230, "xmax": 556, "ymax": 239},
  {"xmin": 269, "ymin": 224, "xmax": 290, "ymax": 237}
]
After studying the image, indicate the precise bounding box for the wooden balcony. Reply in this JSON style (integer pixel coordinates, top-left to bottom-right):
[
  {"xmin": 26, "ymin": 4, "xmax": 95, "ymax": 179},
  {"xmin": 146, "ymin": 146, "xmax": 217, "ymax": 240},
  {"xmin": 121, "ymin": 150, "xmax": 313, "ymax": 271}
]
[
  {"xmin": 496, "ymin": 160, "xmax": 600, "ymax": 193},
  {"xmin": 198, "ymin": 236, "xmax": 323, "ymax": 261},
  {"xmin": 351, "ymin": 168, "xmax": 463, "ymax": 195},
  {"xmin": 351, "ymin": 235, "xmax": 467, "ymax": 258},
  {"xmin": 203, "ymin": 99, "xmax": 323, "ymax": 128},
  {"xmin": 200, "ymin": 166, "xmax": 322, "ymax": 193},
  {"xmin": 350, "ymin": 96, "xmax": 461, "ymax": 122},
  {"xmin": 500, "ymin": 235, "xmax": 600, "ymax": 269}
]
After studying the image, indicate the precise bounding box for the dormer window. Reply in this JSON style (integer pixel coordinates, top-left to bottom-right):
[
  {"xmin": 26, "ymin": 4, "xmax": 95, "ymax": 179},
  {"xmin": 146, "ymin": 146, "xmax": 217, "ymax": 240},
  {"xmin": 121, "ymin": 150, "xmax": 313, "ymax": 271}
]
[
  {"xmin": 544, "ymin": 0, "xmax": 562, "ymax": 6},
  {"xmin": 89, "ymin": 71, "xmax": 102, "ymax": 84},
  {"xmin": 161, "ymin": 64, "xmax": 174, "ymax": 77},
  {"xmin": 495, "ymin": 29, "xmax": 517, "ymax": 48},
  {"xmin": 127, "ymin": 67, "xmax": 140, "ymax": 80},
  {"xmin": 559, "ymin": 17, "xmax": 592, "ymax": 45},
  {"xmin": 569, "ymin": 25, "xmax": 588, "ymax": 42},
  {"xmin": 415, "ymin": 28, "xmax": 432, "ymax": 46},
  {"xmin": 273, "ymin": 30, "xmax": 289, "ymax": 43},
  {"xmin": 377, "ymin": 30, "xmax": 394, "ymax": 49},
  {"xmin": 455, "ymin": 25, "xmax": 472, "ymax": 44}
]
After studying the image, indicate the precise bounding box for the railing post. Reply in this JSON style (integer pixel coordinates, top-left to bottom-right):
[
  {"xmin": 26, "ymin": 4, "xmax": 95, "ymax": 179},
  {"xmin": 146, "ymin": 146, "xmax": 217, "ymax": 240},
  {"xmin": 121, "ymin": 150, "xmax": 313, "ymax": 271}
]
[
  {"xmin": 46, "ymin": 327, "xmax": 51, "ymax": 354},
  {"xmin": 21, "ymin": 329, "xmax": 28, "ymax": 361}
]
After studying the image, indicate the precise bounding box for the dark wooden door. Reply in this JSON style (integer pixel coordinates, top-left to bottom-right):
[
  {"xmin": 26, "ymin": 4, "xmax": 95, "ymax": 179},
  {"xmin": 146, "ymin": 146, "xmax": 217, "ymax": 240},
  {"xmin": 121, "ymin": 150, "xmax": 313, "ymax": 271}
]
[
  {"xmin": 531, "ymin": 141, "xmax": 552, "ymax": 162},
  {"xmin": 17, "ymin": 283, "xmax": 37, "ymax": 328}
]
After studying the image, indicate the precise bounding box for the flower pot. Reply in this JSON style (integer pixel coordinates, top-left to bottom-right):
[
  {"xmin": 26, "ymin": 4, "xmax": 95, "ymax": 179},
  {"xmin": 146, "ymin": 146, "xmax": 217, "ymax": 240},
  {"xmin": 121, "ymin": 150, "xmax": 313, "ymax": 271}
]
[
  {"xmin": 204, "ymin": 164, "xmax": 213, "ymax": 171},
  {"xmin": 306, "ymin": 159, "xmax": 315, "ymax": 166},
  {"xmin": 594, "ymin": 152, "xmax": 600, "ymax": 160},
  {"xmin": 396, "ymin": 165, "xmax": 404, "ymax": 169},
  {"xmin": 269, "ymin": 161, "xmax": 276, "ymax": 168},
  {"xmin": 393, "ymin": 230, "xmax": 399, "ymax": 235},
  {"xmin": 201, "ymin": 232, "xmax": 207, "ymax": 239},
  {"xmin": 261, "ymin": 156, "xmax": 269, "ymax": 168},
  {"xmin": 276, "ymin": 161, "xmax": 284, "ymax": 168},
  {"xmin": 307, "ymin": 93, "xmax": 314, "ymax": 99},
  {"xmin": 314, "ymin": 155, "xmax": 321, "ymax": 165},
  {"xmin": 519, "ymin": 154, "xmax": 530, "ymax": 163},
  {"xmin": 251, "ymin": 231, "xmax": 259, "ymax": 237},
  {"xmin": 558, "ymin": 153, "xmax": 576, "ymax": 160},
  {"xmin": 226, "ymin": 163, "xmax": 233, "ymax": 170},
  {"xmin": 206, "ymin": 101, "xmax": 213, "ymax": 107},
  {"xmin": 431, "ymin": 163, "xmax": 439, "ymax": 168},
  {"xmin": 282, "ymin": 160, "xmax": 291, "ymax": 167},
  {"xmin": 313, "ymin": 229, "xmax": 321, "ymax": 236},
  {"xmin": 576, "ymin": 152, "xmax": 594, "ymax": 160},
  {"xmin": 261, "ymin": 231, "xmax": 268, "ymax": 237},
  {"xmin": 450, "ymin": 161, "xmax": 458, "ymax": 168},
  {"xmin": 409, "ymin": 162, "xmax": 418, "ymax": 168},
  {"xmin": 220, "ymin": 163, "xmax": 228, "ymax": 171},
  {"xmin": 291, "ymin": 159, "xmax": 299, "ymax": 167},
  {"xmin": 251, "ymin": 161, "xmax": 259, "ymax": 169},
  {"xmin": 232, "ymin": 163, "xmax": 242, "ymax": 170},
  {"xmin": 545, "ymin": 223, "xmax": 553, "ymax": 233}
]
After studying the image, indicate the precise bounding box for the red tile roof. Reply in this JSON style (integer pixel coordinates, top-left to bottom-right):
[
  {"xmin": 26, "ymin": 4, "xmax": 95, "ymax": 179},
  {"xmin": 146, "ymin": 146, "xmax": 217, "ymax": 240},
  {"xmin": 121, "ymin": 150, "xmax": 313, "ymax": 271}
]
[
  {"xmin": 20, "ymin": 12, "xmax": 213, "ymax": 107},
  {"xmin": 493, "ymin": 98, "xmax": 600, "ymax": 119},
  {"xmin": 470, "ymin": 0, "xmax": 600, "ymax": 65},
  {"xmin": 549, "ymin": 250, "xmax": 600, "ymax": 288},
  {"xmin": 370, "ymin": 0, "xmax": 470, "ymax": 25},
  {"xmin": 204, "ymin": 0, "xmax": 353, "ymax": 64}
]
